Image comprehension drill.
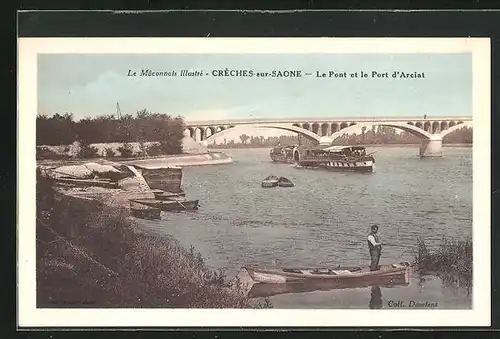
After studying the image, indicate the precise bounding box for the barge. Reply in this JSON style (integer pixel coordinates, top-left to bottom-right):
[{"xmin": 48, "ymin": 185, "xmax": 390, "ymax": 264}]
[{"xmin": 270, "ymin": 144, "xmax": 375, "ymax": 172}]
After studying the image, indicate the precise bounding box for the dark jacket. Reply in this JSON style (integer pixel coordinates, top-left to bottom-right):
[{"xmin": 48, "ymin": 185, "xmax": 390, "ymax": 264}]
[{"xmin": 367, "ymin": 232, "xmax": 382, "ymax": 251}]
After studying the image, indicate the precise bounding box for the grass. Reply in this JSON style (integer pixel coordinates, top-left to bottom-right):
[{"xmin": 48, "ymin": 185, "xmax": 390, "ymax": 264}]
[
  {"xmin": 413, "ymin": 237, "xmax": 472, "ymax": 292},
  {"xmin": 36, "ymin": 168, "xmax": 271, "ymax": 308}
]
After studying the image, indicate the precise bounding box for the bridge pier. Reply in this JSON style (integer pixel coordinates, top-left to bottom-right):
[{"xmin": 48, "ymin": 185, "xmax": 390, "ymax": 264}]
[{"xmin": 419, "ymin": 134, "xmax": 443, "ymax": 158}]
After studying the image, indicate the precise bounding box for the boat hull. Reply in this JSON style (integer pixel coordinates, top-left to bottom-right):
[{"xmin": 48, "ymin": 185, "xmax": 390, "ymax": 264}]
[
  {"xmin": 153, "ymin": 190, "xmax": 186, "ymax": 200},
  {"xmin": 245, "ymin": 264, "xmax": 412, "ymax": 285},
  {"xmin": 248, "ymin": 275, "xmax": 409, "ymax": 298},
  {"xmin": 130, "ymin": 198, "xmax": 199, "ymax": 211},
  {"xmin": 130, "ymin": 207, "xmax": 161, "ymax": 220},
  {"xmin": 129, "ymin": 201, "xmax": 161, "ymax": 220},
  {"xmin": 261, "ymin": 181, "xmax": 278, "ymax": 188},
  {"xmin": 135, "ymin": 166, "xmax": 184, "ymax": 193},
  {"xmin": 277, "ymin": 177, "xmax": 294, "ymax": 187},
  {"xmin": 270, "ymin": 145, "xmax": 375, "ymax": 173},
  {"xmin": 308, "ymin": 160, "xmax": 373, "ymax": 172}
]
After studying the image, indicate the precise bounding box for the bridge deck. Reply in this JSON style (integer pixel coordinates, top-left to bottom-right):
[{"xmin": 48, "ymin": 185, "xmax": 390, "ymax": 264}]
[{"xmin": 185, "ymin": 116, "xmax": 471, "ymax": 126}]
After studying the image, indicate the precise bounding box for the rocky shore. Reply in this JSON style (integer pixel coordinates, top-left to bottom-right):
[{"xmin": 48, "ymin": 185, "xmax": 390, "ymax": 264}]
[{"xmin": 121, "ymin": 151, "xmax": 233, "ymax": 167}]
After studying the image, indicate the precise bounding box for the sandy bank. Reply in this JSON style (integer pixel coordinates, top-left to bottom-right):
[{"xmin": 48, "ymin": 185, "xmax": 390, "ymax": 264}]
[{"xmin": 121, "ymin": 152, "xmax": 233, "ymax": 168}]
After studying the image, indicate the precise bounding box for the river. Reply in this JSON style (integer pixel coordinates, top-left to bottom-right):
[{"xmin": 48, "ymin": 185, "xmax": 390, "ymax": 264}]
[{"xmin": 138, "ymin": 146, "xmax": 472, "ymax": 309}]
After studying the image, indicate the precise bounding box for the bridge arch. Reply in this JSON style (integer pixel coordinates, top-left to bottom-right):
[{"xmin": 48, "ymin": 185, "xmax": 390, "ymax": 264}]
[
  {"xmin": 185, "ymin": 127, "xmax": 196, "ymax": 138},
  {"xmin": 205, "ymin": 126, "xmax": 216, "ymax": 139},
  {"xmin": 432, "ymin": 121, "xmax": 440, "ymax": 133},
  {"xmin": 202, "ymin": 123, "xmax": 321, "ymax": 144},
  {"xmin": 312, "ymin": 123, "xmax": 320, "ymax": 135},
  {"xmin": 440, "ymin": 121, "xmax": 472, "ymax": 138},
  {"xmin": 328, "ymin": 122, "xmax": 432, "ymax": 143},
  {"xmin": 321, "ymin": 123, "xmax": 329, "ymax": 136}
]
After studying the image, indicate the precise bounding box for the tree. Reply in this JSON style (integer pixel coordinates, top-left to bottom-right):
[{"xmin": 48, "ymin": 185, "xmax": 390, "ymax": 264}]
[
  {"xmin": 36, "ymin": 113, "xmax": 76, "ymax": 146},
  {"xmin": 239, "ymin": 134, "xmax": 250, "ymax": 144}
]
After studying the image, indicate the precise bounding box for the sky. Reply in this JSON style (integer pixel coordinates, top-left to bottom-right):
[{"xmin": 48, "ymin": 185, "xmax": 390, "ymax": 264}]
[{"xmin": 38, "ymin": 53, "xmax": 472, "ymax": 141}]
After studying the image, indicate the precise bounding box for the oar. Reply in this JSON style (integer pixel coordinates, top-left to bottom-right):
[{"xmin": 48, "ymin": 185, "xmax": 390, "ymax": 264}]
[{"xmin": 170, "ymin": 197, "xmax": 188, "ymax": 210}]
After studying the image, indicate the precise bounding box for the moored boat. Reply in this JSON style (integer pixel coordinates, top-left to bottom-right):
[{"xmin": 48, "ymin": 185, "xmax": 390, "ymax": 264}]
[
  {"xmin": 151, "ymin": 189, "xmax": 186, "ymax": 200},
  {"xmin": 130, "ymin": 198, "xmax": 199, "ymax": 211},
  {"xmin": 270, "ymin": 144, "xmax": 375, "ymax": 173},
  {"xmin": 277, "ymin": 177, "xmax": 294, "ymax": 187},
  {"xmin": 132, "ymin": 166, "xmax": 184, "ymax": 193},
  {"xmin": 129, "ymin": 201, "xmax": 161, "ymax": 220},
  {"xmin": 261, "ymin": 175, "xmax": 279, "ymax": 188},
  {"xmin": 244, "ymin": 263, "xmax": 411, "ymax": 284}
]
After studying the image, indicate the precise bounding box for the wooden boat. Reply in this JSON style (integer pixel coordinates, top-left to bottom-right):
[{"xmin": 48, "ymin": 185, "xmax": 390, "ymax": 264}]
[
  {"xmin": 277, "ymin": 177, "xmax": 294, "ymax": 187},
  {"xmin": 261, "ymin": 175, "xmax": 279, "ymax": 188},
  {"xmin": 130, "ymin": 198, "xmax": 199, "ymax": 211},
  {"xmin": 133, "ymin": 166, "xmax": 184, "ymax": 193},
  {"xmin": 129, "ymin": 201, "xmax": 161, "ymax": 220},
  {"xmin": 247, "ymin": 274, "xmax": 410, "ymax": 298},
  {"xmin": 151, "ymin": 189, "xmax": 186, "ymax": 200},
  {"xmin": 53, "ymin": 177, "xmax": 119, "ymax": 188},
  {"xmin": 244, "ymin": 263, "xmax": 411, "ymax": 284}
]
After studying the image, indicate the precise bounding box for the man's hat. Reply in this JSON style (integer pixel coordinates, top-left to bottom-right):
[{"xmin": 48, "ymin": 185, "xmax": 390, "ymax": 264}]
[{"xmin": 371, "ymin": 224, "xmax": 379, "ymax": 230}]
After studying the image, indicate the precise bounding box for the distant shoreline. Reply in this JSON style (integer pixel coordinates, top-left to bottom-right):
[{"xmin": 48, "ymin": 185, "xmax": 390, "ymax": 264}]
[{"xmin": 365, "ymin": 143, "xmax": 472, "ymax": 148}]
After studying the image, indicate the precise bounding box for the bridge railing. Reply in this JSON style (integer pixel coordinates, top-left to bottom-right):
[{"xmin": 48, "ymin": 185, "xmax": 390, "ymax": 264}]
[{"xmin": 185, "ymin": 116, "xmax": 472, "ymax": 126}]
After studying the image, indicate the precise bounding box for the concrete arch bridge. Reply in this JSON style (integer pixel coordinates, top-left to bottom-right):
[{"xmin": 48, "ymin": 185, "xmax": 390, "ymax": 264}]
[{"xmin": 184, "ymin": 116, "xmax": 472, "ymax": 157}]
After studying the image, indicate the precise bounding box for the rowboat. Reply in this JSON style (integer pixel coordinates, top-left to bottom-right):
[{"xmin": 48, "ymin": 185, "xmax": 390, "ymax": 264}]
[
  {"xmin": 277, "ymin": 177, "xmax": 294, "ymax": 187},
  {"xmin": 151, "ymin": 189, "xmax": 186, "ymax": 200},
  {"xmin": 129, "ymin": 201, "xmax": 161, "ymax": 220},
  {"xmin": 248, "ymin": 275, "xmax": 409, "ymax": 298},
  {"xmin": 130, "ymin": 198, "xmax": 199, "ymax": 211},
  {"xmin": 261, "ymin": 175, "xmax": 279, "ymax": 188},
  {"xmin": 244, "ymin": 263, "xmax": 412, "ymax": 284}
]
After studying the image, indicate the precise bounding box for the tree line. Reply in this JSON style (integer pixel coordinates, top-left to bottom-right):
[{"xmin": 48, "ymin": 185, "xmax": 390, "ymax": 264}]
[
  {"xmin": 36, "ymin": 109, "xmax": 185, "ymax": 154},
  {"xmin": 208, "ymin": 125, "xmax": 473, "ymax": 148},
  {"xmin": 208, "ymin": 135, "xmax": 304, "ymax": 149},
  {"xmin": 334, "ymin": 125, "xmax": 472, "ymax": 145}
]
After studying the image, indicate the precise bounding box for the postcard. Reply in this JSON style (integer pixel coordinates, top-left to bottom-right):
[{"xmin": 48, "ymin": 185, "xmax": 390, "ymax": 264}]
[{"xmin": 18, "ymin": 37, "xmax": 491, "ymax": 327}]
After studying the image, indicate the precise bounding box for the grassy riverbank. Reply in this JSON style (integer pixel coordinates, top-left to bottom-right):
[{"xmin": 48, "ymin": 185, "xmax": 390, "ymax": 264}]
[
  {"xmin": 413, "ymin": 237, "xmax": 472, "ymax": 292},
  {"xmin": 36, "ymin": 169, "xmax": 268, "ymax": 308}
]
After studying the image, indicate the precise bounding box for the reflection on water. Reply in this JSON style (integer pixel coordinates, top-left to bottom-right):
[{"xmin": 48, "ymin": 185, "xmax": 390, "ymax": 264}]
[
  {"xmin": 369, "ymin": 286, "xmax": 383, "ymax": 309},
  {"xmin": 247, "ymin": 279, "xmax": 392, "ymax": 309}
]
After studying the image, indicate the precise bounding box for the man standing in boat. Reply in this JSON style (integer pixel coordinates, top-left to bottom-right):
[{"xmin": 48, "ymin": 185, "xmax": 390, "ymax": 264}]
[{"xmin": 367, "ymin": 225, "xmax": 382, "ymax": 271}]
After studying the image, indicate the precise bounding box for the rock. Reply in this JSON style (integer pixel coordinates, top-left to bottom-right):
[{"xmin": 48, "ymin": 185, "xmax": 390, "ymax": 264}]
[{"xmin": 54, "ymin": 164, "xmax": 94, "ymax": 179}]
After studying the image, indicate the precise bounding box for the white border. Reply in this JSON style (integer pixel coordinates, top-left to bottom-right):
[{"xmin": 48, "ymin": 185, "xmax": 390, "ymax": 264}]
[{"xmin": 18, "ymin": 37, "xmax": 491, "ymax": 327}]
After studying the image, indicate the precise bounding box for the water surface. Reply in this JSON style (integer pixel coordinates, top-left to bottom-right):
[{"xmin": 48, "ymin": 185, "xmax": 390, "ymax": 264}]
[{"xmin": 139, "ymin": 146, "xmax": 472, "ymax": 309}]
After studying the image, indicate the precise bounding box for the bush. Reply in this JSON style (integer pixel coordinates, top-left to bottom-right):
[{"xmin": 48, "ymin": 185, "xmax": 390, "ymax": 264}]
[
  {"xmin": 145, "ymin": 143, "xmax": 163, "ymax": 156},
  {"xmin": 117, "ymin": 143, "xmax": 134, "ymax": 158},
  {"xmin": 77, "ymin": 143, "xmax": 99, "ymax": 159},
  {"xmin": 414, "ymin": 237, "xmax": 472, "ymax": 291},
  {"xmin": 36, "ymin": 146, "xmax": 68, "ymax": 160},
  {"xmin": 104, "ymin": 147, "xmax": 116, "ymax": 158}
]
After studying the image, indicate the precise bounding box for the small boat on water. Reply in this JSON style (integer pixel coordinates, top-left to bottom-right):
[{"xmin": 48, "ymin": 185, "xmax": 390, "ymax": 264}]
[
  {"xmin": 261, "ymin": 175, "xmax": 279, "ymax": 188},
  {"xmin": 129, "ymin": 201, "xmax": 161, "ymax": 220},
  {"xmin": 151, "ymin": 189, "xmax": 186, "ymax": 200},
  {"xmin": 244, "ymin": 262, "xmax": 411, "ymax": 284},
  {"xmin": 130, "ymin": 198, "xmax": 199, "ymax": 211},
  {"xmin": 277, "ymin": 177, "xmax": 294, "ymax": 187}
]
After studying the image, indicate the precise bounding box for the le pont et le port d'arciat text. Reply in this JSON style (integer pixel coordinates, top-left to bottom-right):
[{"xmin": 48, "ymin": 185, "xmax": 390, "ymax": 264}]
[{"xmin": 127, "ymin": 69, "xmax": 426, "ymax": 79}]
